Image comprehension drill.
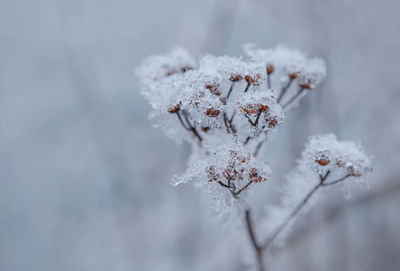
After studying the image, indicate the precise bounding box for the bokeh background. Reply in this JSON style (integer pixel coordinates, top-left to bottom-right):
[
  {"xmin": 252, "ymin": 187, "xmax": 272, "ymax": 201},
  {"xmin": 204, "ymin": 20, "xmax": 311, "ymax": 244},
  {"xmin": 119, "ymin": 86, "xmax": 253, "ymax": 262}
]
[{"xmin": 1, "ymin": 0, "xmax": 400, "ymax": 270}]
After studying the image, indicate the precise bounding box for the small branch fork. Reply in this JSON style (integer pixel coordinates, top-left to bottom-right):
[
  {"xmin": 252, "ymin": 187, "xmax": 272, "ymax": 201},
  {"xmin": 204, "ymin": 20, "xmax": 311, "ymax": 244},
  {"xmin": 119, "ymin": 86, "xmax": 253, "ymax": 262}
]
[
  {"xmin": 174, "ymin": 110, "xmax": 203, "ymax": 144},
  {"xmin": 216, "ymin": 175, "xmax": 254, "ymax": 198},
  {"xmin": 244, "ymin": 171, "xmax": 352, "ymax": 271}
]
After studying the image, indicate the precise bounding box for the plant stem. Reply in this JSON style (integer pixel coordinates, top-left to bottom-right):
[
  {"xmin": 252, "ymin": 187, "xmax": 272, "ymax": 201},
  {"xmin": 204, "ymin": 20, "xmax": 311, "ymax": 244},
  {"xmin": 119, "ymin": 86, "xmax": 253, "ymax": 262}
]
[{"xmin": 245, "ymin": 210, "xmax": 265, "ymax": 271}]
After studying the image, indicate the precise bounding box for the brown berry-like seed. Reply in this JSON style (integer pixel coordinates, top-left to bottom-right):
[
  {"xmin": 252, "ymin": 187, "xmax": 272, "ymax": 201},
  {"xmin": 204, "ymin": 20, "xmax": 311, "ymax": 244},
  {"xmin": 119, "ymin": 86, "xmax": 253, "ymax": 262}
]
[
  {"xmin": 260, "ymin": 105, "xmax": 269, "ymax": 112},
  {"xmin": 316, "ymin": 159, "xmax": 330, "ymax": 166},
  {"xmin": 206, "ymin": 83, "xmax": 220, "ymax": 95},
  {"xmin": 168, "ymin": 105, "xmax": 180, "ymax": 113},
  {"xmin": 167, "ymin": 70, "xmax": 176, "ymax": 76},
  {"xmin": 230, "ymin": 74, "xmax": 243, "ymax": 82},
  {"xmin": 267, "ymin": 119, "xmax": 278, "ymax": 128},
  {"xmin": 181, "ymin": 66, "xmax": 193, "ymax": 72},
  {"xmin": 201, "ymin": 127, "xmax": 210, "ymax": 132},
  {"xmin": 266, "ymin": 64, "xmax": 274, "ymax": 75},
  {"xmin": 300, "ymin": 83, "xmax": 311, "ymax": 90},
  {"xmin": 244, "ymin": 74, "xmax": 252, "ymax": 84},
  {"xmin": 205, "ymin": 108, "xmax": 220, "ymax": 117}
]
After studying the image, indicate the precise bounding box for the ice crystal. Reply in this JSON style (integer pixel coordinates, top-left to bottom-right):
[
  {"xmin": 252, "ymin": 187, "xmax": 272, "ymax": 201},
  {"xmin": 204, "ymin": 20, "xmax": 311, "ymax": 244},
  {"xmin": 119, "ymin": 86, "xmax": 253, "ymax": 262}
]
[
  {"xmin": 172, "ymin": 140, "xmax": 271, "ymax": 215},
  {"xmin": 243, "ymin": 44, "xmax": 327, "ymax": 89}
]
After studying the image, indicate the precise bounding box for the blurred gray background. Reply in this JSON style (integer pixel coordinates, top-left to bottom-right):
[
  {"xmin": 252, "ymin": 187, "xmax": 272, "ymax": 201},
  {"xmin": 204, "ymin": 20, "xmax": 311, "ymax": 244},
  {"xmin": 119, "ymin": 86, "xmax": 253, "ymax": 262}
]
[{"xmin": 1, "ymin": 0, "xmax": 399, "ymax": 270}]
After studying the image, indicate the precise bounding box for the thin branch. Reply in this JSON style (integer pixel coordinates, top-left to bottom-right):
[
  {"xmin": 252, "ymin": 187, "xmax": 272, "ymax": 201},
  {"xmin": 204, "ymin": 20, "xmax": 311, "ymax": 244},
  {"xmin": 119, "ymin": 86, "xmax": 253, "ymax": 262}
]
[
  {"xmin": 322, "ymin": 174, "xmax": 351, "ymax": 187},
  {"xmin": 260, "ymin": 171, "xmax": 332, "ymax": 250},
  {"xmin": 227, "ymin": 82, "xmax": 235, "ymax": 99},
  {"xmin": 277, "ymin": 78, "xmax": 294, "ymax": 104},
  {"xmin": 282, "ymin": 87, "xmax": 305, "ymax": 110},
  {"xmin": 267, "ymin": 74, "xmax": 271, "ymax": 89},
  {"xmin": 245, "ymin": 210, "xmax": 265, "ymax": 271},
  {"xmin": 176, "ymin": 112, "xmax": 191, "ymax": 131},
  {"xmin": 181, "ymin": 110, "xmax": 203, "ymax": 144},
  {"xmin": 244, "ymin": 83, "xmax": 251, "ymax": 93},
  {"xmin": 232, "ymin": 180, "xmax": 254, "ymax": 197}
]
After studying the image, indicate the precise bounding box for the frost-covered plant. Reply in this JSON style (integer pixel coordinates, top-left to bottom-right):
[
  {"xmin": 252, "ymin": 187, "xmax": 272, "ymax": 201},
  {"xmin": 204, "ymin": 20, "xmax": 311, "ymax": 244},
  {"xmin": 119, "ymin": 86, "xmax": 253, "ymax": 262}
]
[{"xmin": 136, "ymin": 45, "xmax": 371, "ymax": 271}]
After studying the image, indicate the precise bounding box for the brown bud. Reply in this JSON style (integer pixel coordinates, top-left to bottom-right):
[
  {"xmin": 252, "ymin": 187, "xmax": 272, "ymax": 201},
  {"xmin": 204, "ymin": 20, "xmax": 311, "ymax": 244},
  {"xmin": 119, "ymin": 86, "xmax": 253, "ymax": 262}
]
[
  {"xmin": 348, "ymin": 166, "xmax": 362, "ymax": 177},
  {"xmin": 242, "ymin": 104, "xmax": 257, "ymax": 114},
  {"xmin": 266, "ymin": 64, "xmax": 274, "ymax": 75},
  {"xmin": 181, "ymin": 66, "xmax": 193, "ymax": 73},
  {"xmin": 230, "ymin": 74, "xmax": 243, "ymax": 82},
  {"xmin": 316, "ymin": 159, "xmax": 330, "ymax": 166},
  {"xmin": 168, "ymin": 105, "xmax": 180, "ymax": 113},
  {"xmin": 166, "ymin": 70, "xmax": 176, "ymax": 76},
  {"xmin": 201, "ymin": 127, "xmax": 210, "ymax": 132},
  {"xmin": 205, "ymin": 108, "xmax": 220, "ymax": 117},
  {"xmin": 288, "ymin": 73, "xmax": 298, "ymax": 80},
  {"xmin": 206, "ymin": 83, "xmax": 220, "ymax": 95},
  {"xmin": 260, "ymin": 105, "xmax": 269, "ymax": 112},
  {"xmin": 267, "ymin": 118, "xmax": 278, "ymax": 128},
  {"xmin": 300, "ymin": 83, "xmax": 311, "ymax": 90}
]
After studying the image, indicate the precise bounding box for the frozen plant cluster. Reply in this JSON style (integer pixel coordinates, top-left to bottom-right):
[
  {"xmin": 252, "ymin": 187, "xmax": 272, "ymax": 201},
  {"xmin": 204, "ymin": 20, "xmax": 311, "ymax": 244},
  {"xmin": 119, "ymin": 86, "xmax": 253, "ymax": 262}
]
[
  {"xmin": 259, "ymin": 134, "xmax": 372, "ymax": 247},
  {"xmin": 136, "ymin": 45, "xmax": 371, "ymax": 270}
]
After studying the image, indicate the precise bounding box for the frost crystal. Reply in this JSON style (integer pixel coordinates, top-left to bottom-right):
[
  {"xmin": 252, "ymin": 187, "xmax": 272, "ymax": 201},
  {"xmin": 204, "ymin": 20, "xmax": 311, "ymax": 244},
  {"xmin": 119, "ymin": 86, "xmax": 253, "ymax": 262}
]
[
  {"xmin": 301, "ymin": 134, "xmax": 372, "ymax": 178},
  {"xmin": 137, "ymin": 44, "xmax": 373, "ymax": 267},
  {"xmin": 244, "ymin": 44, "xmax": 327, "ymax": 89},
  {"xmin": 172, "ymin": 140, "xmax": 271, "ymax": 215}
]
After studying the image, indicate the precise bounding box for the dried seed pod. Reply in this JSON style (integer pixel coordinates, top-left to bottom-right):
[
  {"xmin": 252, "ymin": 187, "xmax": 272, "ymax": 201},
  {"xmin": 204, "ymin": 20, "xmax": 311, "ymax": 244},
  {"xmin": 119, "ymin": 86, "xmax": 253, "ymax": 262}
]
[
  {"xmin": 316, "ymin": 159, "xmax": 330, "ymax": 166},
  {"xmin": 230, "ymin": 74, "xmax": 243, "ymax": 82},
  {"xmin": 259, "ymin": 105, "xmax": 269, "ymax": 112},
  {"xmin": 300, "ymin": 83, "xmax": 311, "ymax": 90},
  {"xmin": 205, "ymin": 108, "xmax": 220, "ymax": 117},
  {"xmin": 168, "ymin": 105, "xmax": 180, "ymax": 113},
  {"xmin": 166, "ymin": 70, "xmax": 176, "ymax": 76},
  {"xmin": 267, "ymin": 118, "xmax": 278, "ymax": 128},
  {"xmin": 266, "ymin": 64, "xmax": 274, "ymax": 75},
  {"xmin": 206, "ymin": 83, "xmax": 220, "ymax": 95},
  {"xmin": 288, "ymin": 73, "xmax": 298, "ymax": 80},
  {"xmin": 181, "ymin": 66, "xmax": 193, "ymax": 72}
]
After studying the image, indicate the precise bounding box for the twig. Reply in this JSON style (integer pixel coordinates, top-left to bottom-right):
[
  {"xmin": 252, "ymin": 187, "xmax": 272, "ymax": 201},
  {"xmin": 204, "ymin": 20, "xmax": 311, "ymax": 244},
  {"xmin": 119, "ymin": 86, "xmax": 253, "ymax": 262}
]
[
  {"xmin": 245, "ymin": 210, "xmax": 265, "ymax": 271},
  {"xmin": 232, "ymin": 180, "xmax": 254, "ymax": 197},
  {"xmin": 282, "ymin": 87, "xmax": 305, "ymax": 110},
  {"xmin": 182, "ymin": 110, "xmax": 203, "ymax": 144},
  {"xmin": 277, "ymin": 78, "xmax": 294, "ymax": 104}
]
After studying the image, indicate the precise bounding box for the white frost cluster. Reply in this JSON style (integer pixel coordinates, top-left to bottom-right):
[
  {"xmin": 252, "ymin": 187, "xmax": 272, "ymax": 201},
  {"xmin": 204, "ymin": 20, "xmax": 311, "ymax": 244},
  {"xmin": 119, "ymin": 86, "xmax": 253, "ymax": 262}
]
[
  {"xmin": 136, "ymin": 45, "xmax": 330, "ymax": 216},
  {"xmin": 301, "ymin": 134, "xmax": 372, "ymax": 178},
  {"xmin": 260, "ymin": 134, "xmax": 372, "ymax": 246},
  {"xmin": 172, "ymin": 140, "xmax": 271, "ymax": 215},
  {"xmin": 244, "ymin": 44, "xmax": 327, "ymax": 89}
]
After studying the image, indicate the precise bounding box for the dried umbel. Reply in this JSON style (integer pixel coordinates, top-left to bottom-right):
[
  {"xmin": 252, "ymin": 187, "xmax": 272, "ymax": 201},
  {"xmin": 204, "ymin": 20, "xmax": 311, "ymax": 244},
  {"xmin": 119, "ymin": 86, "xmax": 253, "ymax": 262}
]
[
  {"xmin": 137, "ymin": 44, "xmax": 372, "ymax": 271},
  {"xmin": 304, "ymin": 134, "xmax": 372, "ymax": 178}
]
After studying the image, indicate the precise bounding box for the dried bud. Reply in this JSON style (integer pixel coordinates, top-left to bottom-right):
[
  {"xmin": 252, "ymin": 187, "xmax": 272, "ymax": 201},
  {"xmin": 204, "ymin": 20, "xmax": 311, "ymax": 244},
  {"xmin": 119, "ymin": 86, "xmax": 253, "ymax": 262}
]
[
  {"xmin": 181, "ymin": 66, "xmax": 193, "ymax": 72},
  {"xmin": 168, "ymin": 105, "xmax": 180, "ymax": 113},
  {"xmin": 316, "ymin": 159, "xmax": 330, "ymax": 166},
  {"xmin": 300, "ymin": 83, "xmax": 311, "ymax": 90},
  {"xmin": 241, "ymin": 104, "xmax": 257, "ymax": 114},
  {"xmin": 230, "ymin": 74, "xmax": 243, "ymax": 82},
  {"xmin": 166, "ymin": 70, "xmax": 176, "ymax": 76},
  {"xmin": 205, "ymin": 108, "xmax": 220, "ymax": 117},
  {"xmin": 266, "ymin": 64, "xmax": 274, "ymax": 75},
  {"xmin": 206, "ymin": 83, "xmax": 220, "ymax": 95},
  {"xmin": 244, "ymin": 74, "xmax": 261, "ymax": 85},
  {"xmin": 348, "ymin": 166, "xmax": 362, "ymax": 177},
  {"xmin": 259, "ymin": 105, "xmax": 269, "ymax": 112},
  {"xmin": 201, "ymin": 127, "xmax": 210, "ymax": 132},
  {"xmin": 288, "ymin": 73, "xmax": 298, "ymax": 80},
  {"xmin": 266, "ymin": 118, "xmax": 278, "ymax": 128}
]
